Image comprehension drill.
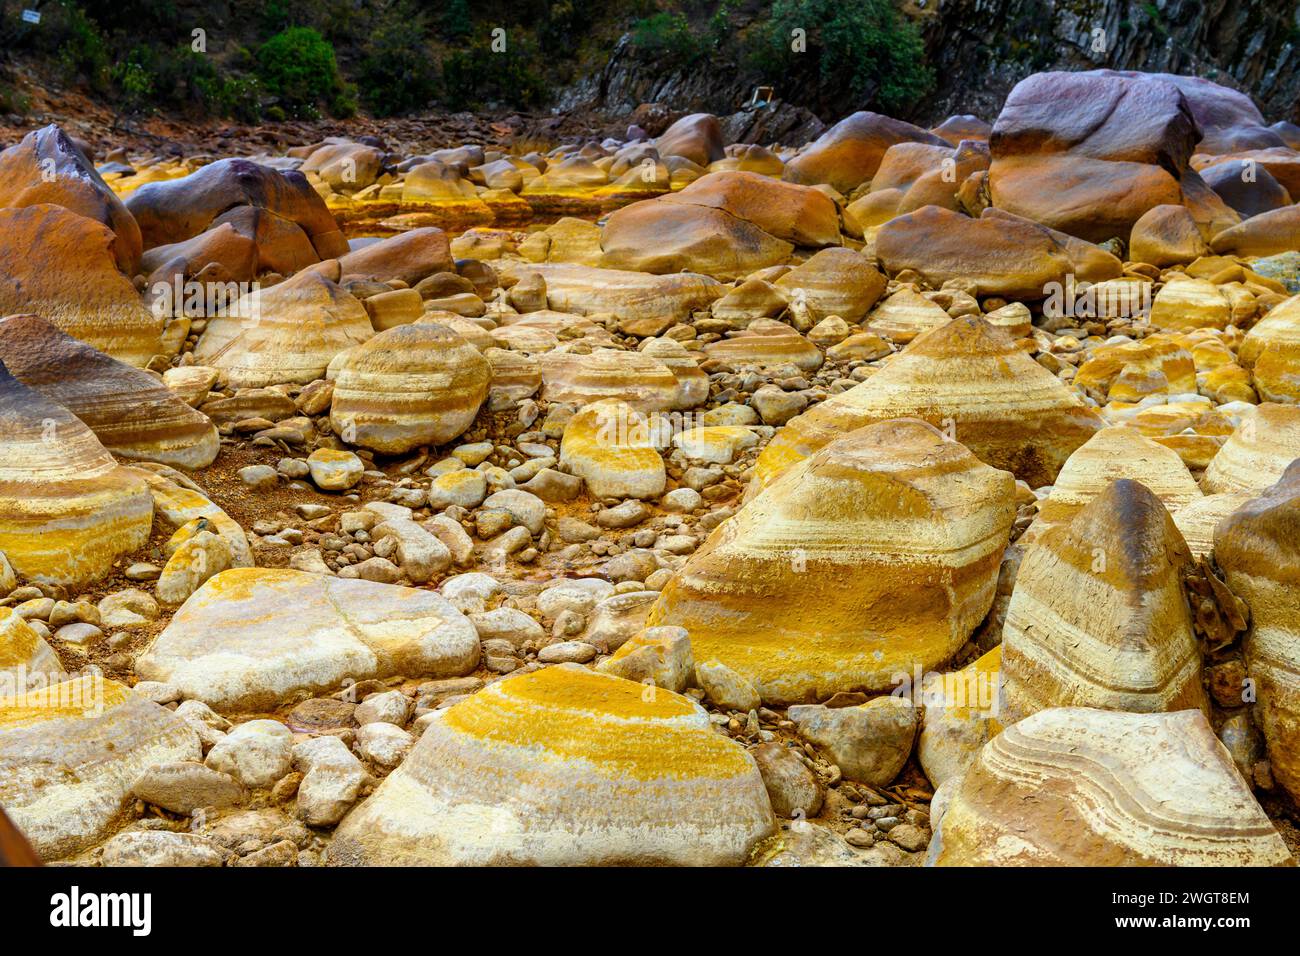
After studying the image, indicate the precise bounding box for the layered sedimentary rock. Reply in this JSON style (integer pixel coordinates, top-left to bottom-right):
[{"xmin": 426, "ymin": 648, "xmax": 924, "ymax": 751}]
[
  {"xmin": 0, "ymin": 315, "xmax": 218, "ymax": 469},
  {"xmin": 0, "ymin": 204, "xmax": 163, "ymax": 366},
  {"xmin": 703, "ymin": 320, "xmax": 823, "ymax": 372},
  {"xmin": 539, "ymin": 348, "xmax": 679, "ymax": 412},
  {"xmin": 1073, "ymin": 336, "xmax": 1196, "ymax": 404},
  {"xmin": 1202, "ymin": 403, "xmax": 1300, "ymax": 495},
  {"xmin": 916, "ymin": 646, "xmax": 1004, "ymax": 788},
  {"xmin": 934, "ymin": 707, "xmax": 1291, "ymax": 866},
  {"xmin": 559, "ymin": 401, "xmax": 666, "ymax": 500},
  {"xmin": 1239, "ymin": 294, "xmax": 1300, "ymax": 403},
  {"xmin": 1001, "ymin": 480, "xmax": 1206, "ymax": 722},
  {"xmin": 640, "ymin": 337, "xmax": 708, "ymax": 409},
  {"xmin": 865, "ymin": 289, "xmax": 954, "ymax": 343},
  {"xmin": 0, "ymin": 606, "xmax": 65, "ymax": 691},
  {"xmin": 495, "ymin": 262, "xmax": 722, "ymax": 338},
  {"xmin": 329, "ymin": 664, "xmax": 775, "ymax": 865},
  {"xmin": 1215, "ymin": 462, "xmax": 1300, "ymax": 802},
  {"xmin": 0, "ymin": 361, "xmax": 153, "ymax": 586},
  {"xmin": 329, "ymin": 322, "xmax": 489, "ymax": 454},
  {"xmin": 754, "ymin": 317, "xmax": 1103, "ymax": 489},
  {"xmin": 0, "ymin": 675, "xmax": 200, "ymax": 860},
  {"xmin": 193, "ymin": 267, "xmax": 373, "ymax": 387},
  {"xmin": 337, "ymin": 228, "xmax": 452, "ymax": 286},
  {"xmin": 1020, "ymin": 427, "xmax": 1201, "ymax": 543},
  {"xmin": 783, "ymin": 111, "xmax": 949, "ymax": 194},
  {"xmin": 650, "ymin": 420, "xmax": 1015, "ymax": 704},
  {"xmin": 135, "ymin": 568, "xmax": 480, "ymax": 712},
  {"xmin": 774, "ymin": 248, "xmax": 887, "ymax": 323},
  {"xmin": 0, "ymin": 124, "xmax": 142, "ymax": 272},
  {"xmin": 600, "ymin": 199, "xmax": 792, "ymax": 279},
  {"xmin": 125, "ymin": 158, "xmax": 347, "ymax": 260}
]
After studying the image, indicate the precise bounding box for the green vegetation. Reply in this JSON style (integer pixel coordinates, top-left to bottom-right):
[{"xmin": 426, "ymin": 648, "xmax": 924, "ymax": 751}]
[
  {"xmin": 256, "ymin": 27, "xmax": 352, "ymax": 118},
  {"xmin": 630, "ymin": 12, "xmax": 700, "ymax": 68},
  {"xmin": 356, "ymin": 1, "xmax": 439, "ymax": 116},
  {"xmin": 757, "ymin": 0, "xmax": 934, "ymax": 112}
]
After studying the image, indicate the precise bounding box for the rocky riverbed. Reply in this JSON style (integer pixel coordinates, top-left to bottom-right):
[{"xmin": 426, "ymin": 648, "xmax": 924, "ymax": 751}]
[{"xmin": 2, "ymin": 68, "xmax": 1300, "ymax": 867}]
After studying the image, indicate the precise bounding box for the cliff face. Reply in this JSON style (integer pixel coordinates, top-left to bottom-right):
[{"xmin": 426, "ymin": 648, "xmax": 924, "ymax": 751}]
[{"xmin": 562, "ymin": 0, "xmax": 1300, "ymax": 130}]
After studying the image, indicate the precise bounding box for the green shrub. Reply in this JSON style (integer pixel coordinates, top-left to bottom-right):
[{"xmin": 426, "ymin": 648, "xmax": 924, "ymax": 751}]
[
  {"xmin": 52, "ymin": 1, "xmax": 112, "ymax": 92},
  {"xmin": 111, "ymin": 57, "xmax": 153, "ymax": 113},
  {"xmin": 759, "ymin": 0, "xmax": 933, "ymax": 113},
  {"xmin": 357, "ymin": 2, "xmax": 439, "ymax": 116},
  {"xmin": 255, "ymin": 26, "xmax": 344, "ymax": 117},
  {"xmin": 440, "ymin": 35, "xmax": 547, "ymax": 111},
  {"xmin": 629, "ymin": 11, "xmax": 699, "ymax": 67}
]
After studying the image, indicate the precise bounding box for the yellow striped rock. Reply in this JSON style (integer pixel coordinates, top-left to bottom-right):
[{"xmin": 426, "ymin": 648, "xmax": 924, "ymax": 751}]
[
  {"xmin": 1215, "ymin": 461, "xmax": 1300, "ymax": 802},
  {"xmin": 0, "ymin": 204, "xmax": 163, "ymax": 366},
  {"xmin": 1173, "ymin": 491, "xmax": 1252, "ymax": 559},
  {"xmin": 559, "ymin": 401, "xmax": 666, "ymax": 499},
  {"xmin": 1073, "ymin": 336, "xmax": 1196, "ymax": 404},
  {"xmin": 540, "ymin": 348, "xmax": 680, "ymax": 412},
  {"xmin": 0, "ymin": 675, "xmax": 200, "ymax": 860},
  {"xmin": 650, "ymin": 419, "xmax": 1015, "ymax": 704},
  {"xmin": 774, "ymin": 248, "xmax": 887, "ymax": 322},
  {"xmin": 1002, "ymin": 480, "xmax": 1206, "ymax": 723},
  {"xmin": 1239, "ymin": 293, "xmax": 1300, "ymax": 402},
  {"xmin": 328, "ymin": 664, "xmax": 775, "ymax": 865},
  {"xmin": 484, "ymin": 348, "xmax": 541, "ymax": 405},
  {"xmin": 0, "ymin": 314, "xmax": 218, "ymax": 469},
  {"xmin": 865, "ymin": 289, "xmax": 953, "ymax": 343},
  {"xmin": 1020, "ymin": 427, "xmax": 1201, "ymax": 545},
  {"xmin": 496, "ymin": 261, "xmax": 722, "ymax": 338},
  {"xmin": 671, "ymin": 425, "xmax": 759, "ymax": 464},
  {"xmin": 329, "ymin": 322, "xmax": 489, "ymax": 454},
  {"xmin": 1148, "ymin": 277, "xmax": 1232, "ymax": 331},
  {"xmin": 0, "ymin": 606, "xmax": 65, "ymax": 691},
  {"xmin": 640, "ymin": 337, "xmax": 708, "ymax": 409},
  {"xmin": 0, "ymin": 362, "xmax": 153, "ymax": 587},
  {"xmin": 125, "ymin": 463, "xmax": 252, "ymax": 567},
  {"xmin": 1202, "ymin": 403, "xmax": 1300, "ymax": 494},
  {"xmin": 934, "ymin": 707, "xmax": 1292, "ymax": 866},
  {"xmin": 703, "ymin": 320, "xmax": 824, "ymax": 371},
  {"xmin": 136, "ymin": 568, "xmax": 479, "ymax": 712},
  {"xmin": 193, "ymin": 268, "xmax": 373, "ymax": 387},
  {"xmin": 754, "ymin": 317, "xmax": 1103, "ymax": 490},
  {"xmin": 916, "ymin": 645, "xmax": 1004, "ymax": 788}
]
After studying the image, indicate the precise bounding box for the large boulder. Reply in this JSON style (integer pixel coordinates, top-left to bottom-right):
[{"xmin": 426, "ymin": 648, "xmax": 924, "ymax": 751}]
[
  {"xmin": 663, "ymin": 171, "xmax": 841, "ymax": 247},
  {"xmin": 987, "ymin": 70, "xmax": 1201, "ymax": 242},
  {"xmin": 329, "ymin": 664, "xmax": 775, "ymax": 865},
  {"xmin": 140, "ymin": 206, "xmax": 319, "ymax": 286},
  {"xmin": 0, "ymin": 675, "xmax": 200, "ymax": 861},
  {"xmin": 933, "ymin": 707, "xmax": 1291, "ymax": 866},
  {"xmin": 0, "ymin": 204, "xmax": 163, "ymax": 366},
  {"xmin": 783, "ymin": 111, "xmax": 949, "ymax": 195},
  {"xmin": 1001, "ymin": 480, "xmax": 1206, "ymax": 722},
  {"xmin": 135, "ymin": 568, "xmax": 480, "ymax": 712},
  {"xmin": 1202, "ymin": 403, "xmax": 1300, "ymax": 495},
  {"xmin": 650, "ymin": 420, "xmax": 1014, "ymax": 704},
  {"xmin": 329, "ymin": 321, "xmax": 489, "ymax": 454},
  {"xmin": 655, "ymin": 113, "xmax": 726, "ymax": 167},
  {"xmin": 754, "ymin": 317, "xmax": 1104, "ymax": 489},
  {"xmin": 193, "ymin": 265, "xmax": 373, "ymax": 387},
  {"xmin": 0, "ymin": 314, "xmax": 218, "ymax": 469},
  {"xmin": 1215, "ymin": 461, "xmax": 1300, "ymax": 803},
  {"xmin": 338, "ymin": 228, "xmax": 452, "ymax": 286},
  {"xmin": 125, "ymin": 158, "xmax": 347, "ymax": 260},
  {"xmin": 600, "ymin": 199, "xmax": 792, "ymax": 279},
  {"xmin": 0, "ymin": 361, "xmax": 153, "ymax": 587},
  {"xmin": 0, "ymin": 124, "xmax": 142, "ymax": 273}
]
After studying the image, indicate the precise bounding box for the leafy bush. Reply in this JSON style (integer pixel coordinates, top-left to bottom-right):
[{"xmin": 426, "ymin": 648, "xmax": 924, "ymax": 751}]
[
  {"xmin": 758, "ymin": 0, "xmax": 933, "ymax": 112},
  {"xmin": 630, "ymin": 11, "xmax": 700, "ymax": 67},
  {"xmin": 356, "ymin": 2, "xmax": 439, "ymax": 116},
  {"xmin": 111, "ymin": 58, "xmax": 153, "ymax": 113},
  {"xmin": 441, "ymin": 35, "xmax": 547, "ymax": 111},
  {"xmin": 255, "ymin": 26, "xmax": 345, "ymax": 117}
]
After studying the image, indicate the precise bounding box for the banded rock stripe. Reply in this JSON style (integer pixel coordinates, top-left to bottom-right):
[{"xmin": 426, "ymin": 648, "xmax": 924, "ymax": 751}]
[
  {"xmin": 703, "ymin": 320, "xmax": 824, "ymax": 372},
  {"xmin": 640, "ymin": 337, "xmax": 709, "ymax": 410},
  {"xmin": 0, "ymin": 675, "xmax": 200, "ymax": 861},
  {"xmin": 136, "ymin": 567, "xmax": 480, "ymax": 712},
  {"xmin": 864, "ymin": 289, "xmax": 953, "ymax": 344},
  {"xmin": 753, "ymin": 316, "xmax": 1103, "ymax": 492},
  {"xmin": 539, "ymin": 348, "xmax": 680, "ymax": 413},
  {"xmin": 0, "ymin": 605, "xmax": 65, "ymax": 691},
  {"xmin": 559, "ymin": 400, "xmax": 666, "ymax": 500},
  {"xmin": 0, "ymin": 314, "xmax": 219, "ymax": 470},
  {"xmin": 1239, "ymin": 294, "xmax": 1300, "ymax": 402},
  {"xmin": 193, "ymin": 267, "xmax": 373, "ymax": 388},
  {"xmin": 1201, "ymin": 403, "xmax": 1300, "ymax": 495},
  {"xmin": 934, "ymin": 707, "xmax": 1292, "ymax": 866},
  {"xmin": 650, "ymin": 419, "xmax": 1015, "ymax": 705},
  {"xmin": 1019, "ymin": 426, "xmax": 1202, "ymax": 546},
  {"xmin": 1214, "ymin": 460, "xmax": 1300, "ymax": 804},
  {"xmin": 329, "ymin": 321, "xmax": 490, "ymax": 454},
  {"xmin": 1001, "ymin": 479, "xmax": 1207, "ymax": 723},
  {"xmin": 0, "ymin": 361, "xmax": 153, "ymax": 587},
  {"xmin": 329, "ymin": 664, "xmax": 775, "ymax": 866}
]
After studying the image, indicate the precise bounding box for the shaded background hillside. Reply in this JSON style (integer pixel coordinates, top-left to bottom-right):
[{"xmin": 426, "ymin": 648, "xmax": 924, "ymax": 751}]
[{"xmin": 1, "ymin": 0, "xmax": 1298, "ymax": 137}]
